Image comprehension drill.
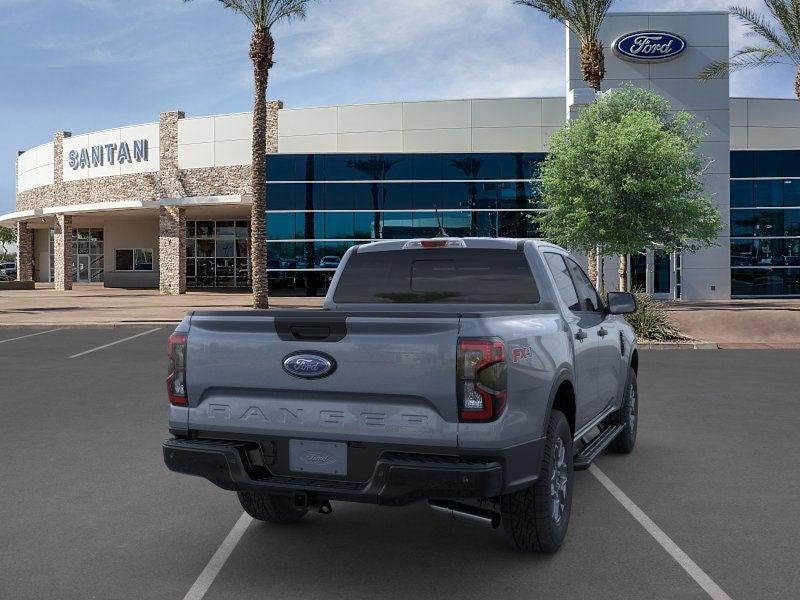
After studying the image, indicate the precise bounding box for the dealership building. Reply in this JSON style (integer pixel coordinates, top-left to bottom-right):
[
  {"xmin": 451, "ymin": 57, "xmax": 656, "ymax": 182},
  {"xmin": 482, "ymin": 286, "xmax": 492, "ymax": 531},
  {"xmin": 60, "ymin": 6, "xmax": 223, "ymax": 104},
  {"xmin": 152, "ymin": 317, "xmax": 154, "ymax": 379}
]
[{"xmin": 3, "ymin": 10, "xmax": 800, "ymax": 299}]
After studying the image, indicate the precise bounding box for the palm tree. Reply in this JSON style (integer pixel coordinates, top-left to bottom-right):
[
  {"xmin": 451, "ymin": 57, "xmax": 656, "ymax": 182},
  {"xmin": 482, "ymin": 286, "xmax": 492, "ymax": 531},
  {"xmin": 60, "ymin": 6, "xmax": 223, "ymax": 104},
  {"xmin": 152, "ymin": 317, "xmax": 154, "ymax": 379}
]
[
  {"xmin": 515, "ymin": 0, "xmax": 616, "ymax": 289},
  {"xmin": 699, "ymin": 2, "xmax": 800, "ymax": 101},
  {"xmin": 185, "ymin": 0, "xmax": 314, "ymax": 309}
]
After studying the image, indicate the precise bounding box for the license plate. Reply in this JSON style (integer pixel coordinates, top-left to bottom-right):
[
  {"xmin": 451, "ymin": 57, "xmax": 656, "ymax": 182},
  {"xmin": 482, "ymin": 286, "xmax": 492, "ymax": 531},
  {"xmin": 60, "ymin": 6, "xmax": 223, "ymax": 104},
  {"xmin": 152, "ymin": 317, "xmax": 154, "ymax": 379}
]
[{"xmin": 289, "ymin": 439, "xmax": 347, "ymax": 476}]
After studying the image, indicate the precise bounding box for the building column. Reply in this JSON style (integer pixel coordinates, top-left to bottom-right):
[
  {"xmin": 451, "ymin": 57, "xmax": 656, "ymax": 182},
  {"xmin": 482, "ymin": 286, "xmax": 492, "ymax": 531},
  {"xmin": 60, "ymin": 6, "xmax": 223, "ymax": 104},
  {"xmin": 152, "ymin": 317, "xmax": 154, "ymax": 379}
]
[
  {"xmin": 159, "ymin": 205, "xmax": 185, "ymax": 295},
  {"xmin": 53, "ymin": 214, "xmax": 73, "ymax": 291},
  {"xmin": 158, "ymin": 111, "xmax": 187, "ymax": 295},
  {"xmin": 16, "ymin": 221, "xmax": 33, "ymax": 282},
  {"xmin": 159, "ymin": 111, "xmax": 186, "ymax": 200}
]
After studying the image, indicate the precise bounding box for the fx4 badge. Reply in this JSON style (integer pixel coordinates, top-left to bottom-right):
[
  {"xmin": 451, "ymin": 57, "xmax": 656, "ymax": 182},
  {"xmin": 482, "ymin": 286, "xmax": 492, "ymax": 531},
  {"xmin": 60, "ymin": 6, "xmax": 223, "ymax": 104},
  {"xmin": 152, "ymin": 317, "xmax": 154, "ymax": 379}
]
[{"xmin": 512, "ymin": 346, "xmax": 533, "ymax": 363}]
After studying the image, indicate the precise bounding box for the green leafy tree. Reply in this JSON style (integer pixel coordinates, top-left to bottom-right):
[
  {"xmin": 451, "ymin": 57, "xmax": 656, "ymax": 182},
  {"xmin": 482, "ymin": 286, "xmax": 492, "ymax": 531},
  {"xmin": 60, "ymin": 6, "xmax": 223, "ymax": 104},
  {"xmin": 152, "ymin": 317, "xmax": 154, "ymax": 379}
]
[
  {"xmin": 184, "ymin": 0, "xmax": 315, "ymax": 308},
  {"xmin": 515, "ymin": 0, "xmax": 616, "ymax": 284},
  {"xmin": 537, "ymin": 84, "xmax": 722, "ymax": 291},
  {"xmin": 0, "ymin": 226, "xmax": 15, "ymax": 263},
  {"xmin": 699, "ymin": 2, "xmax": 800, "ymax": 100}
]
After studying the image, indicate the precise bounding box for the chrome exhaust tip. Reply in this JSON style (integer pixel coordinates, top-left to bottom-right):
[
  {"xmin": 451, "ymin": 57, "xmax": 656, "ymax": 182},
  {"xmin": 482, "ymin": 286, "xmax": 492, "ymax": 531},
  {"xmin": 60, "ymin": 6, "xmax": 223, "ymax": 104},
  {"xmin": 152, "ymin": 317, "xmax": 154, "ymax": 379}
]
[{"xmin": 429, "ymin": 500, "xmax": 501, "ymax": 529}]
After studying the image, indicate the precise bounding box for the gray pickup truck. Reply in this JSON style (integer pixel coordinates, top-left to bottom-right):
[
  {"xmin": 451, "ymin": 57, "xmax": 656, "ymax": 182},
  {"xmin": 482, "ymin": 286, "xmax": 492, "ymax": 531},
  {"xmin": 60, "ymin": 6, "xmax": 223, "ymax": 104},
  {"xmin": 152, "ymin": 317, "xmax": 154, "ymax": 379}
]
[{"xmin": 163, "ymin": 238, "xmax": 639, "ymax": 553}]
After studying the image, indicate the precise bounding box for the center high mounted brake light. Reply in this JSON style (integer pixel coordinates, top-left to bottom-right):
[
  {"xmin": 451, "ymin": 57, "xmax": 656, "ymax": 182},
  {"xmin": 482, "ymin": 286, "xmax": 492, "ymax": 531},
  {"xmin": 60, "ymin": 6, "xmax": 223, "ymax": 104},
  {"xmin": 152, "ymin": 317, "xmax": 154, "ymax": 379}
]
[{"xmin": 403, "ymin": 238, "xmax": 467, "ymax": 249}]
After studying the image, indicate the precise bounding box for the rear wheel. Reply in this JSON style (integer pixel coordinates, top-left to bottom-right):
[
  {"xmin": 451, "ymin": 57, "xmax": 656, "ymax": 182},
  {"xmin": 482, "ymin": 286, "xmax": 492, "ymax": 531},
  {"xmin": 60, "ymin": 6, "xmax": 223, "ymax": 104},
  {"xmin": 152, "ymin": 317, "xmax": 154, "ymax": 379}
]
[
  {"xmin": 237, "ymin": 491, "xmax": 308, "ymax": 524},
  {"xmin": 610, "ymin": 368, "xmax": 638, "ymax": 454},
  {"xmin": 500, "ymin": 410, "xmax": 573, "ymax": 553}
]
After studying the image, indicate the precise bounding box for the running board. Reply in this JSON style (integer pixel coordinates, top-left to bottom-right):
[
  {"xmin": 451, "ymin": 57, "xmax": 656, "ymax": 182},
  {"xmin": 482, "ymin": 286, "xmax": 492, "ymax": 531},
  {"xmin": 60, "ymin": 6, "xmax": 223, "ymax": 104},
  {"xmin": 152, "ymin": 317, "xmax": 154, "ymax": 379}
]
[{"xmin": 573, "ymin": 424, "xmax": 625, "ymax": 471}]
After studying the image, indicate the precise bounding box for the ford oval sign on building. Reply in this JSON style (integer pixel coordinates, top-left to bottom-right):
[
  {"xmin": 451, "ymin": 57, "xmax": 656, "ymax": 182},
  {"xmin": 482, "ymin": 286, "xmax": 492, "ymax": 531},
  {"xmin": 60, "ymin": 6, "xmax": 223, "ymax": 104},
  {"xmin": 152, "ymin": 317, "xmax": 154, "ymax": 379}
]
[
  {"xmin": 613, "ymin": 31, "xmax": 687, "ymax": 63},
  {"xmin": 283, "ymin": 352, "xmax": 336, "ymax": 379}
]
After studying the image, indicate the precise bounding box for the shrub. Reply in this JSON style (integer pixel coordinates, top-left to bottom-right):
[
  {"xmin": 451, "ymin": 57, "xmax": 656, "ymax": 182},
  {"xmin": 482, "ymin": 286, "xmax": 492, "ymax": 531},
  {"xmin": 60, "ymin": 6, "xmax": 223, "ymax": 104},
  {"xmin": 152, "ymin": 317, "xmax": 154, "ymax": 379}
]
[{"xmin": 625, "ymin": 289, "xmax": 689, "ymax": 341}]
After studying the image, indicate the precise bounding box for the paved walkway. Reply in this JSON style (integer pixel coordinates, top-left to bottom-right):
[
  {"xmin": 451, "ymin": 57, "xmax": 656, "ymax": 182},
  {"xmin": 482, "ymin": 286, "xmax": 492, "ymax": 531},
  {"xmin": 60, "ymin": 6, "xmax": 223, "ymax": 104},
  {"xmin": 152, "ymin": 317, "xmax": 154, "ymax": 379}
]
[
  {"xmin": 2, "ymin": 285, "xmax": 799, "ymax": 347},
  {"xmin": 0, "ymin": 284, "xmax": 324, "ymax": 327}
]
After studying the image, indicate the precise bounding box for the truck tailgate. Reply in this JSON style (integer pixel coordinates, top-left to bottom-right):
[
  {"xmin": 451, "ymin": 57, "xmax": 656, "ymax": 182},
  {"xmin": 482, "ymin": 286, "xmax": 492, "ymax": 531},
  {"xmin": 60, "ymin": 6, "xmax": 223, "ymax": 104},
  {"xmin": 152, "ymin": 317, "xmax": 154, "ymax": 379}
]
[{"xmin": 185, "ymin": 311, "xmax": 461, "ymax": 447}]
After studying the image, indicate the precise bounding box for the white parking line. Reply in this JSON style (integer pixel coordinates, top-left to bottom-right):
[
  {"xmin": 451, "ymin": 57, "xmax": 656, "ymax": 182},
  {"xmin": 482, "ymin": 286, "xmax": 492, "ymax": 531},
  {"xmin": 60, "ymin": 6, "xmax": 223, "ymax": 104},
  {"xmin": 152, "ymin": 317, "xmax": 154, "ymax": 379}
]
[
  {"xmin": 68, "ymin": 328, "xmax": 162, "ymax": 359},
  {"xmin": 589, "ymin": 465, "xmax": 733, "ymax": 600},
  {"xmin": 0, "ymin": 329, "xmax": 63, "ymax": 345},
  {"xmin": 183, "ymin": 512, "xmax": 253, "ymax": 600}
]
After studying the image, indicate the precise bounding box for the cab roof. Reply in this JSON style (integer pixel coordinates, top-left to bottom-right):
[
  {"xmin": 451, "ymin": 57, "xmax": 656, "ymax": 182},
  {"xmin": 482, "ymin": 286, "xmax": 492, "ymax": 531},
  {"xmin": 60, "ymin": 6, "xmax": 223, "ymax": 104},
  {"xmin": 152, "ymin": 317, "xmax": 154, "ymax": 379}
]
[{"xmin": 354, "ymin": 237, "xmax": 558, "ymax": 253}]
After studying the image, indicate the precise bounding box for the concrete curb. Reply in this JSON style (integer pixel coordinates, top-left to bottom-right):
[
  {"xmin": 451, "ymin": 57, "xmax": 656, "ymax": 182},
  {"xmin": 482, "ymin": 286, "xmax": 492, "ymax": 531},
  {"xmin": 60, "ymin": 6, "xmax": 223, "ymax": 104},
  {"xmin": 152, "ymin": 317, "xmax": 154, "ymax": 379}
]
[{"xmin": 639, "ymin": 340, "xmax": 719, "ymax": 350}]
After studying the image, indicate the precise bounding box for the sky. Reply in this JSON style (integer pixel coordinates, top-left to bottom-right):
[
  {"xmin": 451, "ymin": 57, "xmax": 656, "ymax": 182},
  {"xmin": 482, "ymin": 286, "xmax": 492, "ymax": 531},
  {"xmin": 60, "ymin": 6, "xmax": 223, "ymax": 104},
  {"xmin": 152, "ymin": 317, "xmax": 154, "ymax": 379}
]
[{"xmin": 0, "ymin": 0, "xmax": 797, "ymax": 216}]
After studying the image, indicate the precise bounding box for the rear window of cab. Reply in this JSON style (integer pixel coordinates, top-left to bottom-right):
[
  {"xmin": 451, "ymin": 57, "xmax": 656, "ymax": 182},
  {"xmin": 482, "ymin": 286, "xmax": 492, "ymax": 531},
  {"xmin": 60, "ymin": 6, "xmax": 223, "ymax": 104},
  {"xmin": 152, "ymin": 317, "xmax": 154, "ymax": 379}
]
[{"xmin": 333, "ymin": 248, "xmax": 540, "ymax": 304}]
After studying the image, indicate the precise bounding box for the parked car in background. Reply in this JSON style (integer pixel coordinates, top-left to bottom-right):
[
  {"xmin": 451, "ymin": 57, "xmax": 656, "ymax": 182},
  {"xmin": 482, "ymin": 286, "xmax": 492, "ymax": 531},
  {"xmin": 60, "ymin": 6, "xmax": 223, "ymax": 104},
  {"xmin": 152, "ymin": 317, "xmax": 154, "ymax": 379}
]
[
  {"xmin": 319, "ymin": 255, "xmax": 341, "ymax": 269},
  {"xmin": 163, "ymin": 238, "xmax": 639, "ymax": 553},
  {"xmin": 1, "ymin": 262, "xmax": 16, "ymax": 281}
]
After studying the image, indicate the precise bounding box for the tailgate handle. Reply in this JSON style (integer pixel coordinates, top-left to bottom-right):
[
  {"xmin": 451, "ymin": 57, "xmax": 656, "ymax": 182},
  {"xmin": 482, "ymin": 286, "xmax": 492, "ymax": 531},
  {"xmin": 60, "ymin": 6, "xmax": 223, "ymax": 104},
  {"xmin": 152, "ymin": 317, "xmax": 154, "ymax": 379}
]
[
  {"xmin": 290, "ymin": 326, "xmax": 332, "ymax": 340},
  {"xmin": 275, "ymin": 318, "xmax": 347, "ymax": 342}
]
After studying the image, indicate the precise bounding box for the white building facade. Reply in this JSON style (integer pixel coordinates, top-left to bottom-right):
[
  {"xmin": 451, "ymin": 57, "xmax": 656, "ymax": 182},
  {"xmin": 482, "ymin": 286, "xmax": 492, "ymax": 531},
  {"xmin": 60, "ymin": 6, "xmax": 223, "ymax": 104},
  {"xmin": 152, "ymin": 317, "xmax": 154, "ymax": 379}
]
[{"xmin": 3, "ymin": 11, "xmax": 799, "ymax": 299}]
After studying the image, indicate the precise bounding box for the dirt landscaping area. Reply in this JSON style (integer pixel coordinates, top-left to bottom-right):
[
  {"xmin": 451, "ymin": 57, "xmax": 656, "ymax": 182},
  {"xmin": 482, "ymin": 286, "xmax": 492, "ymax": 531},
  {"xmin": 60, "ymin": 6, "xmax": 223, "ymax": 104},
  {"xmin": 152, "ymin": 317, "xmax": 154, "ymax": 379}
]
[{"xmin": 665, "ymin": 300, "xmax": 800, "ymax": 348}]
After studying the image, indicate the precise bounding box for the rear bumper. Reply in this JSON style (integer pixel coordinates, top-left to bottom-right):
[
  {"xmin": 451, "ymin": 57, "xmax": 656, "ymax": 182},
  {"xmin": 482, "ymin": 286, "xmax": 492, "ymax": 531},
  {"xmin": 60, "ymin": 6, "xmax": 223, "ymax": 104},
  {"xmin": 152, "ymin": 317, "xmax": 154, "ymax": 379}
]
[{"xmin": 163, "ymin": 437, "xmax": 545, "ymax": 506}]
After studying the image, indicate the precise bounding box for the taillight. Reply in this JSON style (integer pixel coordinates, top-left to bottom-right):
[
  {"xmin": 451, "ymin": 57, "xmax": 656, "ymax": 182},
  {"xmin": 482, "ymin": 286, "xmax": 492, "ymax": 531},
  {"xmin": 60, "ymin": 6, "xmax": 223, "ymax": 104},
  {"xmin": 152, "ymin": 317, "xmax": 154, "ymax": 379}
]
[
  {"xmin": 167, "ymin": 332, "xmax": 188, "ymax": 406},
  {"xmin": 457, "ymin": 338, "xmax": 507, "ymax": 422}
]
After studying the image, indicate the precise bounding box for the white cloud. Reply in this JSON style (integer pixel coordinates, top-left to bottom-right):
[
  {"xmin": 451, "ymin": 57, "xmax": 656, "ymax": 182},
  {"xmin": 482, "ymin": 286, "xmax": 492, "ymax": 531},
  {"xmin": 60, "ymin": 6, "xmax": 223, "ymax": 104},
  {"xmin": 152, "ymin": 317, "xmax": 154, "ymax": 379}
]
[
  {"xmin": 267, "ymin": 0, "xmax": 566, "ymax": 102},
  {"xmin": 262, "ymin": 0, "xmax": 796, "ymax": 104}
]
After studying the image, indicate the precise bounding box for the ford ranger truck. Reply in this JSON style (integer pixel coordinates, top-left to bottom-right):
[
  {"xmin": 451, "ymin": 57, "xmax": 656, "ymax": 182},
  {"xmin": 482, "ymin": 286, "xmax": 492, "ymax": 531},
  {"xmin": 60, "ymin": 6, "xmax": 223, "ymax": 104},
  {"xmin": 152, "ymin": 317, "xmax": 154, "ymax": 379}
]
[{"xmin": 163, "ymin": 238, "xmax": 639, "ymax": 553}]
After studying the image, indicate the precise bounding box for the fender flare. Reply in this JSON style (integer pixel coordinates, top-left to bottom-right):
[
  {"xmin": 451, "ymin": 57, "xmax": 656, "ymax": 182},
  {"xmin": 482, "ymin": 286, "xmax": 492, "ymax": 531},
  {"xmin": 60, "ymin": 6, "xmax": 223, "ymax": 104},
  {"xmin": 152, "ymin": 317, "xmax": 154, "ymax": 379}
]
[{"xmin": 542, "ymin": 366, "xmax": 576, "ymax": 434}]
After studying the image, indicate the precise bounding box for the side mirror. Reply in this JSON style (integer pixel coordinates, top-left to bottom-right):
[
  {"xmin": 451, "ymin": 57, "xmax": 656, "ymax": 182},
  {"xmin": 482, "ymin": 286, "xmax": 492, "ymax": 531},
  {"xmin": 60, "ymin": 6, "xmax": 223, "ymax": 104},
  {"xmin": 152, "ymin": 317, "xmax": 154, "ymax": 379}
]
[{"xmin": 606, "ymin": 292, "xmax": 637, "ymax": 315}]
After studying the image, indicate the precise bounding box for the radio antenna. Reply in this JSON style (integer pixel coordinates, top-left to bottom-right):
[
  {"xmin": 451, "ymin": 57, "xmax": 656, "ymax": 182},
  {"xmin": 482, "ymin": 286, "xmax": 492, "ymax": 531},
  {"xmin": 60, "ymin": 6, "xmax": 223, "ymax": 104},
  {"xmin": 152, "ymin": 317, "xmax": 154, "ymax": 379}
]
[{"xmin": 434, "ymin": 206, "xmax": 449, "ymax": 238}]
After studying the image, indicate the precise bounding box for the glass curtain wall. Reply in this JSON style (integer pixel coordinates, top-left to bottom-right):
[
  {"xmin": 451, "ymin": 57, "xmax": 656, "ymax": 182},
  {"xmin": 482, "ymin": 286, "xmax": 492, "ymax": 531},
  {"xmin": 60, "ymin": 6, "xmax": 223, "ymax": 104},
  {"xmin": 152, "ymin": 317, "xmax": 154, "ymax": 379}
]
[
  {"xmin": 265, "ymin": 153, "xmax": 546, "ymax": 295},
  {"xmin": 186, "ymin": 220, "xmax": 251, "ymax": 288},
  {"xmin": 731, "ymin": 151, "xmax": 800, "ymax": 297}
]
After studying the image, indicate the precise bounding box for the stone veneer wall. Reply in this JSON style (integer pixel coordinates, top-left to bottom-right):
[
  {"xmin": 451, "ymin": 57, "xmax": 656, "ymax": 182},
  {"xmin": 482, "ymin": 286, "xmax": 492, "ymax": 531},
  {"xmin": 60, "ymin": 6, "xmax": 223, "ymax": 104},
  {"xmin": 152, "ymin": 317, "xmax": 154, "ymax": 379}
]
[
  {"xmin": 16, "ymin": 222, "xmax": 33, "ymax": 281},
  {"xmin": 158, "ymin": 206, "xmax": 186, "ymax": 295},
  {"xmin": 181, "ymin": 165, "xmax": 251, "ymax": 197},
  {"xmin": 53, "ymin": 214, "xmax": 73, "ymax": 291}
]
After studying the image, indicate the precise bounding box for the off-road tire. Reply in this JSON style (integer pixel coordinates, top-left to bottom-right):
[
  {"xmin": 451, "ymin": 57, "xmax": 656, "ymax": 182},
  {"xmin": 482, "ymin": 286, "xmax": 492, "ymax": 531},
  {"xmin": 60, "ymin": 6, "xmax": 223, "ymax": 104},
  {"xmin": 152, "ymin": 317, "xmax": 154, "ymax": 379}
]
[
  {"xmin": 237, "ymin": 491, "xmax": 308, "ymax": 524},
  {"xmin": 610, "ymin": 368, "xmax": 638, "ymax": 454},
  {"xmin": 500, "ymin": 410, "xmax": 573, "ymax": 553}
]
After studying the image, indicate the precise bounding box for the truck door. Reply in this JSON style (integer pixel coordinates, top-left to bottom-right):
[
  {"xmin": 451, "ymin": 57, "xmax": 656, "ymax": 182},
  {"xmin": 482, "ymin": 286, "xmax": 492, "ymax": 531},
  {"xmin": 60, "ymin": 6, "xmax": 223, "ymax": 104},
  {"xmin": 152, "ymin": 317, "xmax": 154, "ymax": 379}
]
[
  {"xmin": 562, "ymin": 257, "xmax": 612, "ymax": 422},
  {"xmin": 595, "ymin": 316, "xmax": 622, "ymax": 411},
  {"xmin": 543, "ymin": 253, "xmax": 602, "ymax": 430}
]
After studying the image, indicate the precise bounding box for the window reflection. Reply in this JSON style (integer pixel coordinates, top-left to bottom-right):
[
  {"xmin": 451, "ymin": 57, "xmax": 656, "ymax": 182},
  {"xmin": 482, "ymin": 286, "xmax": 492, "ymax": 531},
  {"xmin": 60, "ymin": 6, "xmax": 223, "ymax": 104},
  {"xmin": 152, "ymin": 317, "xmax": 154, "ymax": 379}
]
[
  {"xmin": 187, "ymin": 220, "xmax": 250, "ymax": 288},
  {"xmin": 266, "ymin": 153, "xmax": 546, "ymax": 182},
  {"xmin": 730, "ymin": 149, "xmax": 800, "ymax": 296}
]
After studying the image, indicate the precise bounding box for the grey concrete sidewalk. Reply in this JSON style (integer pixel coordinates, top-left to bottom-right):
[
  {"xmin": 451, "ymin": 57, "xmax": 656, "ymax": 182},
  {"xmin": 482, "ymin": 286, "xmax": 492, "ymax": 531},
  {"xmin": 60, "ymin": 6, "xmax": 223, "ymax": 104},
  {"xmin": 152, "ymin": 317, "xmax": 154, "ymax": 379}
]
[{"xmin": 3, "ymin": 285, "xmax": 800, "ymax": 347}]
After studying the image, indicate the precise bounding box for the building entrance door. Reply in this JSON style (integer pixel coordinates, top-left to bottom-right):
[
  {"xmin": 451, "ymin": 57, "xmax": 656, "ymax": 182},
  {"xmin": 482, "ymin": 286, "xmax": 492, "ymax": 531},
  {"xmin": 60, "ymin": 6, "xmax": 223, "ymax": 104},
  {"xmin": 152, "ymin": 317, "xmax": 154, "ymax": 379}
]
[
  {"xmin": 630, "ymin": 252, "xmax": 647, "ymax": 291},
  {"xmin": 627, "ymin": 248, "xmax": 678, "ymax": 299},
  {"xmin": 69, "ymin": 228, "xmax": 104, "ymax": 283},
  {"xmin": 652, "ymin": 249, "xmax": 672, "ymax": 299},
  {"xmin": 77, "ymin": 256, "xmax": 90, "ymax": 282}
]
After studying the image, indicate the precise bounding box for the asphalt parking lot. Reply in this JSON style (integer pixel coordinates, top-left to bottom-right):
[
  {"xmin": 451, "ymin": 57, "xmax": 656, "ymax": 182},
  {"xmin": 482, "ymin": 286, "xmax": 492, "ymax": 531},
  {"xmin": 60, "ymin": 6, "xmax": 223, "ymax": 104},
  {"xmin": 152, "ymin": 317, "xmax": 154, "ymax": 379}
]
[{"xmin": 1, "ymin": 327, "xmax": 798, "ymax": 600}]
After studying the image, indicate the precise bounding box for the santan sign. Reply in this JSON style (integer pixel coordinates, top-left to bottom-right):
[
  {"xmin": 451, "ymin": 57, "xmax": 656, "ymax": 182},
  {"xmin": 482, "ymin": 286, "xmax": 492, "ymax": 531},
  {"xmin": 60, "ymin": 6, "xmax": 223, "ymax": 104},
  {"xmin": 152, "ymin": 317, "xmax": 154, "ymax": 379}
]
[
  {"xmin": 68, "ymin": 139, "xmax": 149, "ymax": 170},
  {"xmin": 613, "ymin": 31, "xmax": 687, "ymax": 62}
]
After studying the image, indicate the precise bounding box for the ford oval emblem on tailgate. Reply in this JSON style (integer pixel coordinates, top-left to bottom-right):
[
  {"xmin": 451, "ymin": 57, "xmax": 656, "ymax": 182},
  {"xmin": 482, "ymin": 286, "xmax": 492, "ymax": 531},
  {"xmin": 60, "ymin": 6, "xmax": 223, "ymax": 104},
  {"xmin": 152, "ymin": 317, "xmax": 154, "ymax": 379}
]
[{"xmin": 282, "ymin": 352, "xmax": 336, "ymax": 379}]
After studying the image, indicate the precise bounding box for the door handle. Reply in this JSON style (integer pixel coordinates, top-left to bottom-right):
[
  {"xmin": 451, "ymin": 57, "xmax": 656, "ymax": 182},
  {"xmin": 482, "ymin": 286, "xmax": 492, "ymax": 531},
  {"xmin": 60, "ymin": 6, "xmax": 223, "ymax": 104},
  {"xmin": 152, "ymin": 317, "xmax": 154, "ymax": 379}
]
[
  {"xmin": 575, "ymin": 329, "xmax": 588, "ymax": 341},
  {"xmin": 598, "ymin": 327, "xmax": 608, "ymax": 338}
]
